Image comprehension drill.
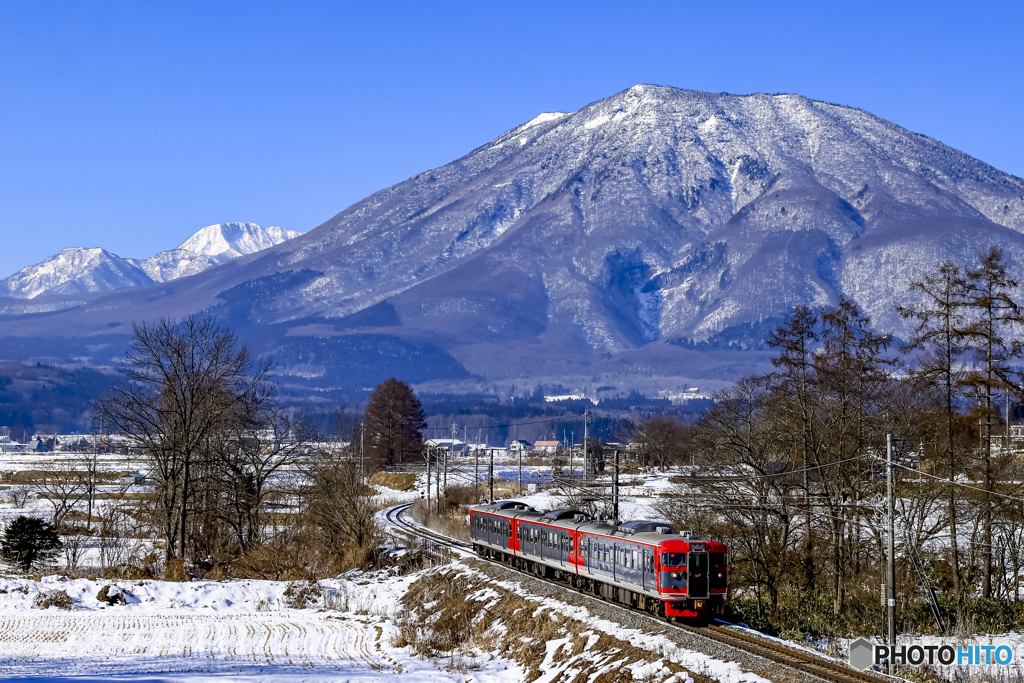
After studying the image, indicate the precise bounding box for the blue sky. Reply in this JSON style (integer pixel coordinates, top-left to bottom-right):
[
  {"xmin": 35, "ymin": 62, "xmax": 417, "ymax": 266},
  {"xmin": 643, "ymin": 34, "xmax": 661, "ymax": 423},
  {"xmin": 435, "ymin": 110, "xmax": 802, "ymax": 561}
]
[{"xmin": 1, "ymin": 0, "xmax": 1021, "ymax": 277}]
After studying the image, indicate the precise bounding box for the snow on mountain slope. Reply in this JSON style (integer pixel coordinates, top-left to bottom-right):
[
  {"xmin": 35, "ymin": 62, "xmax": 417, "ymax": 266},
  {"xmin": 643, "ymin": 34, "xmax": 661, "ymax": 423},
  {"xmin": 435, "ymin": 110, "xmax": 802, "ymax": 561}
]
[
  {"xmin": 1, "ymin": 85, "xmax": 1023, "ymax": 390},
  {"xmin": 0, "ymin": 248, "xmax": 155, "ymax": 299},
  {"xmin": 0, "ymin": 223, "xmax": 301, "ymax": 299},
  {"xmin": 176, "ymin": 222, "xmax": 302, "ymax": 262},
  {"xmin": 233, "ymin": 84, "xmax": 1024, "ymax": 348}
]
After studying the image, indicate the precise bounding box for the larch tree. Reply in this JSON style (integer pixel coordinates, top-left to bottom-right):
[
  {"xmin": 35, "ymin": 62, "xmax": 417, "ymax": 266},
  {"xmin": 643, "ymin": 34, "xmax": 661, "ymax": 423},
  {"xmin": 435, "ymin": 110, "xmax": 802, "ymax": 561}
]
[
  {"xmin": 959, "ymin": 246, "xmax": 1024, "ymax": 597},
  {"xmin": 897, "ymin": 259, "xmax": 971, "ymax": 604},
  {"xmin": 363, "ymin": 378, "xmax": 426, "ymax": 470}
]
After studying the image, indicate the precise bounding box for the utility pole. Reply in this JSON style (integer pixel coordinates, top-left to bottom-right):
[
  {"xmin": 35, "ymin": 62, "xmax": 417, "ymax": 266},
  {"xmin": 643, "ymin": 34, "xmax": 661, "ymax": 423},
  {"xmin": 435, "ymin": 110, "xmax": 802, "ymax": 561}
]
[
  {"xmin": 488, "ymin": 447, "xmax": 494, "ymax": 504},
  {"xmin": 612, "ymin": 446, "xmax": 620, "ymax": 521},
  {"xmin": 518, "ymin": 443, "xmax": 523, "ymax": 495},
  {"xmin": 583, "ymin": 410, "xmax": 589, "ymax": 482},
  {"xmin": 359, "ymin": 421, "xmax": 365, "ymax": 484},
  {"xmin": 475, "ymin": 428, "xmax": 481, "ymax": 496},
  {"xmin": 569, "ymin": 430, "xmax": 574, "ymax": 482},
  {"xmin": 886, "ymin": 434, "xmax": 896, "ymax": 673},
  {"xmin": 426, "ymin": 448, "xmax": 432, "ymax": 514},
  {"xmin": 437, "ymin": 447, "xmax": 444, "ymax": 515},
  {"xmin": 446, "ymin": 423, "xmax": 456, "ymax": 500}
]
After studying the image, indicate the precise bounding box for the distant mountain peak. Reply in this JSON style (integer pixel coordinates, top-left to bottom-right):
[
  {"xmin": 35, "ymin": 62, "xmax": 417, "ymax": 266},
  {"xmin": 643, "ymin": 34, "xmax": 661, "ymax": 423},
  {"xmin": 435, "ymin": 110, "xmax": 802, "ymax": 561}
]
[
  {"xmin": 176, "ymin": 222, "xmax": 302, "ymax": 261},
  {"xmin": 0, "ymin": 222, "xmax": 303, "ymax": 299}
]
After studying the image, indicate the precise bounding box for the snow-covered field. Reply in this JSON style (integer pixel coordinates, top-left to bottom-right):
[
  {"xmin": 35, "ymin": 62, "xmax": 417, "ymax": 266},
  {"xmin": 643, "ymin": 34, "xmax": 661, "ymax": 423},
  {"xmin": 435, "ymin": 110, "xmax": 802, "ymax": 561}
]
[{"xmin": 0, "ymin": 572, "xmax": 523, "ymax": 682}]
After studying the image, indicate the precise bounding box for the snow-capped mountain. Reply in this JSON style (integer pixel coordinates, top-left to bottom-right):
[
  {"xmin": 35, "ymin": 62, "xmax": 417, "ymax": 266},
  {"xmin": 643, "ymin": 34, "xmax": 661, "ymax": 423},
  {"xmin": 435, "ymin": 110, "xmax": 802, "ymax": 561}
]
[
  {"xmin": 1, "ymin": 85, "xmax": 1023, "ymax": 392},
  {"xmin": 0, "ymin": 223, "xmax": 301, "ymax": 299},
  {"xmin": 0, "ymin": 248, "xmax": 157, "ymax": 298}
]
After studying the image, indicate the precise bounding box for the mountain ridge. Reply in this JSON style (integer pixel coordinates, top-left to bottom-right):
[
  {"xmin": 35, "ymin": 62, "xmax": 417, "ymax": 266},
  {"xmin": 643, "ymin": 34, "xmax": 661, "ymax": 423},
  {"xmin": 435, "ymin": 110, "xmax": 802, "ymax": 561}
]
[
  {"xmin": 1, "ymin": 85, "xmax": 1022, "ymax": 395},
  {"xmin": 0, "ymin": 223, "xmax": 302, "ymax": 299}
]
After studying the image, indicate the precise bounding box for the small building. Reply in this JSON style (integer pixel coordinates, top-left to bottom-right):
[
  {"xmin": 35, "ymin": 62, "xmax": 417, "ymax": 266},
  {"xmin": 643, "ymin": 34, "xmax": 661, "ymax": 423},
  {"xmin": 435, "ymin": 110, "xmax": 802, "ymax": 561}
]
[
  {"xmin": 534, "ymin": 440, "xmax": 560, "ymax": 454},
  {"xmin": 120, "ymin": 473, "xmax": 147, "ymax": 487},
  {"xmin": 424, "ymin": 438, "xmax": 468, "ymax": 455},
  {"xmin": 509, "ymin": 439, "xmax": 533, "ymax": 456}
]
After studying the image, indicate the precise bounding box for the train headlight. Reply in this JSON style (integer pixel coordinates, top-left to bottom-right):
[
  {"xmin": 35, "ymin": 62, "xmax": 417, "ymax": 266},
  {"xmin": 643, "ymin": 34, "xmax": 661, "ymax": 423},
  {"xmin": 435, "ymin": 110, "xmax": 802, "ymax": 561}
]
[
  {"xmin": 694, "ymin": 600, "xmax": 706, "ymax": 609},
  {"xmin": 671, "ymin": 573, "xmax": 679, "ymax": 579}
]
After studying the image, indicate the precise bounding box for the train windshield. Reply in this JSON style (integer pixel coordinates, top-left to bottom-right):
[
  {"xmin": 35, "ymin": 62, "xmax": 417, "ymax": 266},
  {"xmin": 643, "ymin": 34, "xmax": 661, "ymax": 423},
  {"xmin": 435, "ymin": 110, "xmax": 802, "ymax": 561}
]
[{"xmin": 662, "ymin": 552, "xmax": 686, "ymax": 567}]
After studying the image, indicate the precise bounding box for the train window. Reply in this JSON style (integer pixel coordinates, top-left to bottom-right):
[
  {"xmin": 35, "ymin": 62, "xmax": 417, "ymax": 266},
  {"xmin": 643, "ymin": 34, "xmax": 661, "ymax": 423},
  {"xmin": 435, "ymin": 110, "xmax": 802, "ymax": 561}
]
[
  {"xmin": 663, "ymin": 552, "xmax": 686, "ymax": 567},
  {"xmin": 710, "ymin": 553, "xmax": 728, "ymax": 590}
]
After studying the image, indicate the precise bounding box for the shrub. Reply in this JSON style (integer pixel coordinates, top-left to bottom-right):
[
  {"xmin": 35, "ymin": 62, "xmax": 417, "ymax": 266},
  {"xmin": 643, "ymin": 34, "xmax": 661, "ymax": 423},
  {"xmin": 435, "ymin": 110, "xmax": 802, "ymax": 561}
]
[
  {"xmin": 163, "ymin": 558, "xmax": 191, "ymax": 582},
  {"xmin": 32, "ymin": 589, "xmax": 72, "ymax": 610},
  {"xmin": 283, "ymin": 579, "xmax": 321, "ymax": 609},
  {"xmin": 0, "ymin": 516, "xmax": 63, "ymax": 571},
  {"xmin": 97, "ymin": 585, "xmax": 128, "ymax": 605},
  {"xmin": 369, "ymin": 472, "xmax": 417, "ymax": 491}
]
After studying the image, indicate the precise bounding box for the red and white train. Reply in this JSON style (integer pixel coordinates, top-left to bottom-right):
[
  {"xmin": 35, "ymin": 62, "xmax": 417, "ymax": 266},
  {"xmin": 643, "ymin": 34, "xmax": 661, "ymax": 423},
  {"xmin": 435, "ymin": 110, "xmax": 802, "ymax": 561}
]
[{"xmin": 469, "ymin": 501, "xmax": 727, "ymax": 620}]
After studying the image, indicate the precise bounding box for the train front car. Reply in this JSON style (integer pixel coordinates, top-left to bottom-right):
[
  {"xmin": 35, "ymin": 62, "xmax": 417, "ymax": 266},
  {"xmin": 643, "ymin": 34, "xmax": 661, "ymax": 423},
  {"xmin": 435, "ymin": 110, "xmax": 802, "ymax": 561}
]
[
  {"xmin": 470, "ymin": 504, "xmax": 728, "ymax": 623},
  {"xmin": 655, "ymin": 534, "xmax": 728, "ymax": 620}
]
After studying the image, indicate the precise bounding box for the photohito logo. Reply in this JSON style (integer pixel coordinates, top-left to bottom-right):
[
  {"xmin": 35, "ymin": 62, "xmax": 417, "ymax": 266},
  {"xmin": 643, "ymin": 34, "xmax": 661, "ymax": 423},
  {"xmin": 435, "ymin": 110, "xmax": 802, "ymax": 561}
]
[{"xmin": 848, "ymin": 639, "xmax": 1016, "ymax": 671}]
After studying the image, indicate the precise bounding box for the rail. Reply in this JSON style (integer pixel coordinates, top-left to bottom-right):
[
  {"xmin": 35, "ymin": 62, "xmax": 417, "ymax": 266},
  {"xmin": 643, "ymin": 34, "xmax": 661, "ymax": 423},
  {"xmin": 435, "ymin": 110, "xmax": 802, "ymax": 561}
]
[{"xmin": 383, "ymin": 503, "xmax": 896, "ymax": 683}]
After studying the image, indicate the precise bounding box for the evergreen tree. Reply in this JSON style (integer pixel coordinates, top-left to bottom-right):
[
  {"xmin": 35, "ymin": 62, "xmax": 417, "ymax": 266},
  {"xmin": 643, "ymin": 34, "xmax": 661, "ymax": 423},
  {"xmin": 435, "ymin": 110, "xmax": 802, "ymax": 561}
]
[{"xmin": 0, "ymin": 516, "xmax": 62, "ymax": 571}]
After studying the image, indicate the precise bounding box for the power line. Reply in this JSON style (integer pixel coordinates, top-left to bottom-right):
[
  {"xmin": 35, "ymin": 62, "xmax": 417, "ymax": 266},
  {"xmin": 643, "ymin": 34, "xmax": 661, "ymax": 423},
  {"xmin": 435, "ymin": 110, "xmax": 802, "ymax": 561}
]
[
  {"xmin": 872, "ymin": 454, "xmax": 1024, "ymax": 503},
  {"xmin": 423, "ymin": 413, "xmax": 597, "ymax": 435}
]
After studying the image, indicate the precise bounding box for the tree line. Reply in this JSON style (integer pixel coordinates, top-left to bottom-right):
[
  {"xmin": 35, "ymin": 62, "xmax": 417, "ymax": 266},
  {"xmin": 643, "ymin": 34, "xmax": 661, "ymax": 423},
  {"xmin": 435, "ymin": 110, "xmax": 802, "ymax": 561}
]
[
  {"xmin": 653, "ymin": 245, "xmax": 1024, "ymax": 635},
  {"xmin": 0, "ymin": 317, "xmax": 432, "ymax": 578}
]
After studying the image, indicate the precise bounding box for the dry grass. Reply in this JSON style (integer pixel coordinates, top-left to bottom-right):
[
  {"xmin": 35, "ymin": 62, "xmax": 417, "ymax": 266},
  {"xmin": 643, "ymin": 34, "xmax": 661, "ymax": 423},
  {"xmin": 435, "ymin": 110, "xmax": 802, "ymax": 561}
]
[
  {"xmin": 369, "ymin": 472, "xmax": 418, "ymax": 491},
  {"xmin": 163, "ymin": 559, "xmax": 191, "ymax": 582},
  {"xmin": 283, "ymin": 579, "xmax": 322, "ymax": 608},
  {"xmin": 32, "ymin": 589, "xmax": 72, "ymax": 610},
  {"xmin": 408, "ymin": 499, "xmax": 470, "ymax": 541},
  {"xmin": 392, "ymin": 566, "xmax": 709, "ymax": 683}
]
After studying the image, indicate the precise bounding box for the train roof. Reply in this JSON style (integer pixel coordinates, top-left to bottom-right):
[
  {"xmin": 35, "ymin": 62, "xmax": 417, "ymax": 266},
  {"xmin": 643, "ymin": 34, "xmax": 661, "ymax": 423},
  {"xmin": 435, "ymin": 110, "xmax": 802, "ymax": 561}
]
[{"xmin": 470, "ymin": 503, "xmax": 724, "ymax": 548}]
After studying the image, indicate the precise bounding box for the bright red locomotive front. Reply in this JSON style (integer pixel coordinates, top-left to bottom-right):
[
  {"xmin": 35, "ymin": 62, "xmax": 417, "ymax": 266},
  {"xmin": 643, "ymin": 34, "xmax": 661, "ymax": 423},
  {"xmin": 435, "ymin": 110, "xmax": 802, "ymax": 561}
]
[{"xmin": 469, "ymin": 502, "xmax": 728, "ymax": 620}]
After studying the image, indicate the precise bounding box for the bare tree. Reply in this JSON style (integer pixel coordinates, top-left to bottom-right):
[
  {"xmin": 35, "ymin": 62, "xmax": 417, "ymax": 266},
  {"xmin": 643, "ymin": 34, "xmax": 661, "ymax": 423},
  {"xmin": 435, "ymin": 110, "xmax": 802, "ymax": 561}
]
[
  {"xmin": 627, "ymin": 416, "xmax": 693, "ymax": 469},
  {"xmin": 36, "ymin": 460, "xmax": 85, "ymax": 529},
  {"xmin": 213, "ymin": 406, "xmax": 310, "ymax": 552},
  {"xmin": 94, "ymin": 316, "xmax": 271, "ymax": 562},
  {"xmin": 303, "ymin": 453, "xmax": 381, "ymax": 571}
]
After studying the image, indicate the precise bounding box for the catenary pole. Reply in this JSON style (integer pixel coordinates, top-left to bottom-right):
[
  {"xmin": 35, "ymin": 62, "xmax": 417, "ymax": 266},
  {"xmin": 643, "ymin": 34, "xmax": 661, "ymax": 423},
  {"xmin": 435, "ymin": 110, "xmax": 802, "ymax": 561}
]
[
  {"xmin": 585, "ymin": 411, "xmax": 593, "ymax": 481},
  {"xmin": 488, "ymin": 446, "xmax": 494, "ymax": 504},
  {"xmin": 518, "ymin": 443, "xmax": 523, "ymax": 495},
  {"xmin": 887, "ymin": 434, "xmax": 896, "ymax": 673},
  {"xmin": 612, "ymin": 446, "xmax": 620, "ymax": 520},
  {"xmin": 569, "ymin": 430, "xmax": 574, "ymax": 482}
]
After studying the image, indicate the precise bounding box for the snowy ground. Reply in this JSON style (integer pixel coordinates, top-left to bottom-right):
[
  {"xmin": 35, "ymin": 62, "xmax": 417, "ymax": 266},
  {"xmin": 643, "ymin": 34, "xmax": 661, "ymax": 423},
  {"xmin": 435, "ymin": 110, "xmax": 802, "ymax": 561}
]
[
  {"xmin": 0, "ymin": 562, "xmax": 766, "ymax": 683},
  {"xmin": 0, "ymin": 572, "xmax": 524, "ymax": 682}
]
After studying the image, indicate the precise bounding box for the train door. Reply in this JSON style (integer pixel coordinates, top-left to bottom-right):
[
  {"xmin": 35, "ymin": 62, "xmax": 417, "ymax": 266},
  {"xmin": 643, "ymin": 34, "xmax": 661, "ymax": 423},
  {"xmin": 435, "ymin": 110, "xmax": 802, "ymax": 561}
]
[
  {"xmin": 688, "ymin": 551, "xmax": 709, "ymax": 598},
  {"xmin": 643, "ymin": 548, "xmax": 654, "ymax": 591}
]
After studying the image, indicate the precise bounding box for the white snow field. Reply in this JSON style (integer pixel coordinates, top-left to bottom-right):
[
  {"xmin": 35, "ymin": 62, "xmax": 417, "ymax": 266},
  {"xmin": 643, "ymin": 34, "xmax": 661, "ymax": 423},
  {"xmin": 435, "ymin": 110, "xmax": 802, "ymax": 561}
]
[{"xmin": 0, "ymin": 573, "xmax": 523, "ymax": 682}]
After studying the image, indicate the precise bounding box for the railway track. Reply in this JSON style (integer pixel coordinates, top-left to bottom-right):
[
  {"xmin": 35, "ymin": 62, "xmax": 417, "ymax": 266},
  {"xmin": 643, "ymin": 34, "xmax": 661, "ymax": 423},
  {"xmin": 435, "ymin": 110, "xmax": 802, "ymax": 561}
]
[{"xmin": 383, "ymin": 503, "xmax": 892, "ymax": 683}]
